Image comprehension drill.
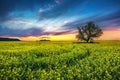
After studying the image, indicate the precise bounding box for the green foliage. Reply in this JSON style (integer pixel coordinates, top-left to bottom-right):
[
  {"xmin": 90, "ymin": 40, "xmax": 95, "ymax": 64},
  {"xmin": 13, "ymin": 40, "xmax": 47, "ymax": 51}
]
[{"xmin": 0, "ymin": 41, "xmax": 120, "ymax": 80}]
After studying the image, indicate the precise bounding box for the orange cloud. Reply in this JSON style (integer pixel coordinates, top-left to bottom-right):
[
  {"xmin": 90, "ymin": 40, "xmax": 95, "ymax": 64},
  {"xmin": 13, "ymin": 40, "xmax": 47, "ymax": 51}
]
[{"xmin": 99, "ymin": 28, "xmax": 120, "ymax": 40}]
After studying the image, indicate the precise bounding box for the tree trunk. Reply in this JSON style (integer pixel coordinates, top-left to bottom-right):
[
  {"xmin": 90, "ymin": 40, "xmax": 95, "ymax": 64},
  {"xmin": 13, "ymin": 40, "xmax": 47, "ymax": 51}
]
[
  {"xmin": 86, "ymin": 39, "xmax": 89, "ymax": 43},
  {"xmin": 86, "ymin": 37, "xmax": 90, "ymax": 43}
]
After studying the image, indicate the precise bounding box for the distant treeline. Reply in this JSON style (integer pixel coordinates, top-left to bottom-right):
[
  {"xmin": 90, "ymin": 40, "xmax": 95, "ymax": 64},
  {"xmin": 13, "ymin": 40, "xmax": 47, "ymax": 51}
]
[
  {"xmin": 0, "ymin": 38, "xmax": 20, "ymax": 41},
  {"xmin": 40, "ymin": 39, "xmax": 51, "ymax": 42}
]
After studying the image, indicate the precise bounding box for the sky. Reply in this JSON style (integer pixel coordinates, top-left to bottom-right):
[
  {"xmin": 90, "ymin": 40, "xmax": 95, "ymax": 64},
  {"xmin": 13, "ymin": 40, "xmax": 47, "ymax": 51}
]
[{"xmin": 0, "ymin": 0, "xmax": 120, "ymax": 41}]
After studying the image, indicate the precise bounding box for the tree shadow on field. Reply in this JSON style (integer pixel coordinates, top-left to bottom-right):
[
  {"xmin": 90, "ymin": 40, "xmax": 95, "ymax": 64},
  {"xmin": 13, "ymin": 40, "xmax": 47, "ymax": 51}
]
[{"xmin": 72, "ymin": 42, "xmax": 100, "ymax": 44}]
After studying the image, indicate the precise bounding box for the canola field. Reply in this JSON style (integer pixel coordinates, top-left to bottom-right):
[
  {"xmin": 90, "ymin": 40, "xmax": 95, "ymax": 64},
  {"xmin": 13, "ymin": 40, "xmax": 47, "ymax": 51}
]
[{"xmin": 0, "ymin": 41, "xmax": 120, "ymax": 80}]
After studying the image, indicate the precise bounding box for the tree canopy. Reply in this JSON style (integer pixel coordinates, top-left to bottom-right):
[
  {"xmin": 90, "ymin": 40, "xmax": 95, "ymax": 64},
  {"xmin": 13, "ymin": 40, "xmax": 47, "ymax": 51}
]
[{"xmin": 76, "ymin": 22, "xmax": 103, "ymax": 43}]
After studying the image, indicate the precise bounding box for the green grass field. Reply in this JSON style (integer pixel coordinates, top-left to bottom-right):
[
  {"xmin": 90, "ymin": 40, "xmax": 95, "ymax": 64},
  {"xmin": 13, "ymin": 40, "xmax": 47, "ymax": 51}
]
[{"xmin": 0, "ymin": 41, "xmax": 120, "ymax": 80}]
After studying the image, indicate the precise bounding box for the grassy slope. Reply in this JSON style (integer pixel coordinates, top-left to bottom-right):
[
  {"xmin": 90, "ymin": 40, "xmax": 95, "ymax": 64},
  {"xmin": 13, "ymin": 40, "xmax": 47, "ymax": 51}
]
[{"xmin": 0, "ymin": 41, "xmax": 120, "ymax": 80}]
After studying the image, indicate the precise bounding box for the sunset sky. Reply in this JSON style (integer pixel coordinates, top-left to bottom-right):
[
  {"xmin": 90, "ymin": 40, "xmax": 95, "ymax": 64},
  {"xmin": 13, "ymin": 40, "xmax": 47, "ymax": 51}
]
[{"xmin": 0, "ymin": 0, "xmax": 120, "ymax": 41}]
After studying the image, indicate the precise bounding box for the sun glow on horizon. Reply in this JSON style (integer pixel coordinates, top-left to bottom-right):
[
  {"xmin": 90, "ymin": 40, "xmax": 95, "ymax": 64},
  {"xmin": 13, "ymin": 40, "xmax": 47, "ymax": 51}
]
[{"xmin": 15, "ymin": 29, "xmax": 120, "ymax": 41}]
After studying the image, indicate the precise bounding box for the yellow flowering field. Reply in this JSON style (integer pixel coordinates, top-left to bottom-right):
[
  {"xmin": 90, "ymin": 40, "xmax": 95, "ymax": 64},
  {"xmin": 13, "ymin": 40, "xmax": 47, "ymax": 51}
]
[{"xmin": 0, "ymin": 41, "xmax": 120, "ymax": 80}]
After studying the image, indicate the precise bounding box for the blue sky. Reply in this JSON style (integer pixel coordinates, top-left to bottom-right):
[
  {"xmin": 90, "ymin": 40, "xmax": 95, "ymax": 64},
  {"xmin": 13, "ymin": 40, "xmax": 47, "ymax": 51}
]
[{"xmin": 0, "ymin": 0, "xmax": 120, "ymax": 39}]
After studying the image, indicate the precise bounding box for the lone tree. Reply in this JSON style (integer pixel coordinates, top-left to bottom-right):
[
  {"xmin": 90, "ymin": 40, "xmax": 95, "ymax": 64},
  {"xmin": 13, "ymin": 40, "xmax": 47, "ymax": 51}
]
[{"xmin": 76, "ymin": 22, "xmax": 103, "ymax": 43}]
